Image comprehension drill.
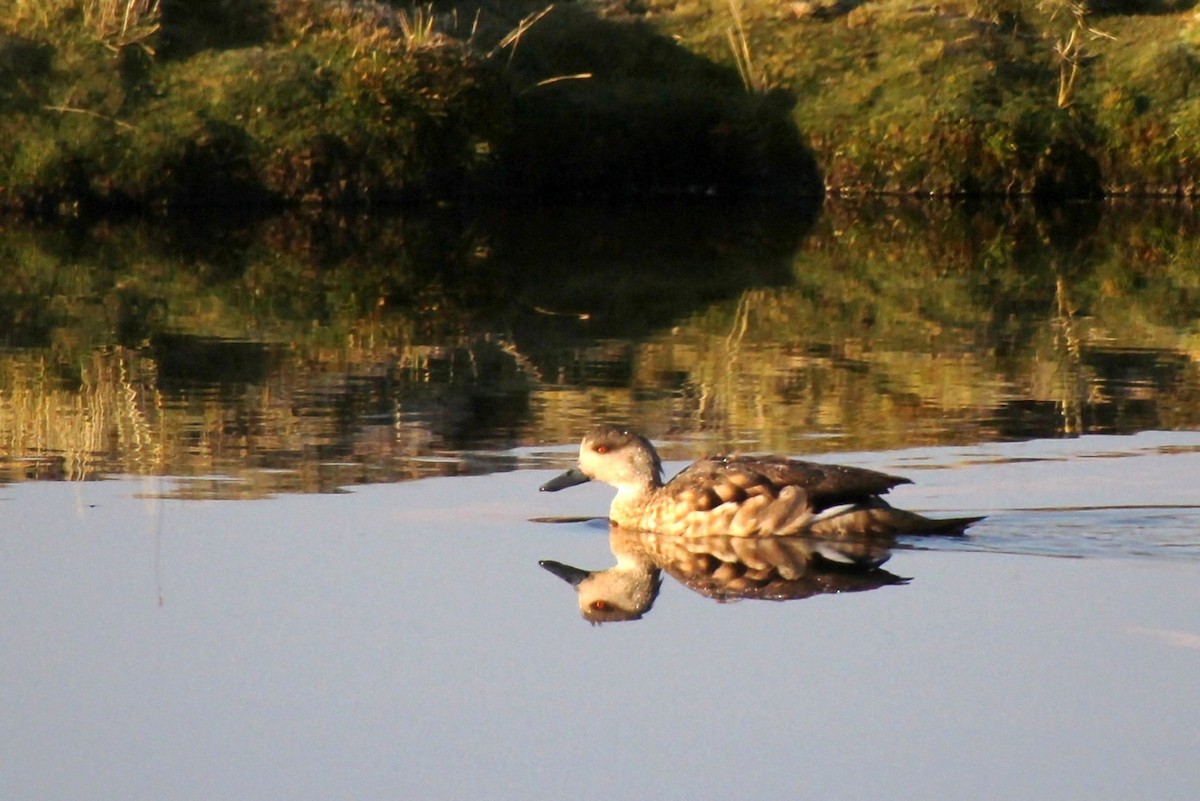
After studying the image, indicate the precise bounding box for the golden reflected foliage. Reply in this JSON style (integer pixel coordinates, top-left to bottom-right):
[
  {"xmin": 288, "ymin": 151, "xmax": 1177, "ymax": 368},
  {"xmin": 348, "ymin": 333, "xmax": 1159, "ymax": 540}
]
[
  {"xmin": 0, "ymin": 348, "xmax": 161, "ymax": 481},
  {"xmin": 526, "ymin": 200, "xmax": 1200, "ymax": 456},
  {"xmin": 1, "ymin": 201, "xmax": 1198, "ymax": 494}
]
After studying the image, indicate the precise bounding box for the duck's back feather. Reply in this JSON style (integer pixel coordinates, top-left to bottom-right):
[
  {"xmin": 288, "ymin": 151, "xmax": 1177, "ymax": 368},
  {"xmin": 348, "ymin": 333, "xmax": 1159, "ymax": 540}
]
[{"xmin": 669, "ymin": 456, "xmax": 911, "ymax": 513}]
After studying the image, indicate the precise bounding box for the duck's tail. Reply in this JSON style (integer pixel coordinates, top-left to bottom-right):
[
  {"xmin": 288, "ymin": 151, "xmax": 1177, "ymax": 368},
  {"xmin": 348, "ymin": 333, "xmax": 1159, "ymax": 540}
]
[
  {"xmin": 805, "ymin": 502, "xmax": 983, "ymax": 538},
  {"xmin": 908, "ymin": 513, "xmax": 984, "ymax": 536}
]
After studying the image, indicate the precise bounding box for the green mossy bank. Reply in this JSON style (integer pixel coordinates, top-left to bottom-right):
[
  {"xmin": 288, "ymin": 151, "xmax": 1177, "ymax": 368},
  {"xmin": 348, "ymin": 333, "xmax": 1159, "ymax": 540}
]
[
  {"xmin": 1, "ymin": 0, "xmax": 1198, "ymax": 210},
  {"xmin": 0, "ymin": 0, "xmax": 818, "ymax": 210},
  {"xmin": 652, "ymin": 0, "xmax": 1200, "ymax": 196}
]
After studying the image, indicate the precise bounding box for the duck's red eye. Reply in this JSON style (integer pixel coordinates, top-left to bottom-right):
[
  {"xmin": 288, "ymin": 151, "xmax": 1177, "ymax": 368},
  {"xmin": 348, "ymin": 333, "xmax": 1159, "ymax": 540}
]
[
  {"xmin": 591, "ymin": 600, "xmax": 609, "ymax": 611},
  {"xmin": 594, "ymin": 444, "xmax": 609, "ymax": 454}
]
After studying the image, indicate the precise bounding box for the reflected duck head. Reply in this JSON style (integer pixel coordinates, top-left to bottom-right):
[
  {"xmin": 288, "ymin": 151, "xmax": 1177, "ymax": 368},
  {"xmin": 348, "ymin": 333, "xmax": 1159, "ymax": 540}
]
[
  {"xmin": 539, "ymin": 557, "xmax": 663, "ymax": 624},
  {"xmin": 540, "ymin": 426, "xmax": 664, "ymax": 495}
]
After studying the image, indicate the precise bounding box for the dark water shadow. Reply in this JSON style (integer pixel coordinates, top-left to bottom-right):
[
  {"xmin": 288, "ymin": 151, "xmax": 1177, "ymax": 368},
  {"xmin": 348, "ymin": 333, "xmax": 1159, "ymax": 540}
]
[{"xmin": 476, "ymin": 198, "xmax": 821, "ymax": 367}]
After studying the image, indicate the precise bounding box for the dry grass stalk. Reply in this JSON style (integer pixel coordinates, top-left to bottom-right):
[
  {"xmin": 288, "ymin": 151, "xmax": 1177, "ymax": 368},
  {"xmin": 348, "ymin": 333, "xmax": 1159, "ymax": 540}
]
[
  {"xmin": 1042, "ymin": 1, "xmax": 1115, "ymax": 109},
  {"xmin": 86, "ymin": 0, "xmax": 161, "ymax": 51},
  {"xmin": 397, "ymin": 3, "xmax": 439, "ymax": 51},
  {"xmin": 8, "ymin": 0, "xmax": 160, "ymax": 48},
  {"xmin": 488, "ymin": 4, "xmax": 555, "ymax": 62},
  {"xmin": 726, "ymin": 0, "xmax": 765, "ymax": 93}
]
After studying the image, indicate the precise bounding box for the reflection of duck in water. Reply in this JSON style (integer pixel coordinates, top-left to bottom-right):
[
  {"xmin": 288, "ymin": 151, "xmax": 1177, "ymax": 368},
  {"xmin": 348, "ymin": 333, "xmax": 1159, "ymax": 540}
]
[
  {"xmin": 540, "ymin": 426, "xmax": 982, "ymax": 538},
  {"xmin": 538, "ymin": 427, "xmax": 982, "ymax": 622},
  {"xmin": 541, "ymin": 525, "xmax": 911, "ymax": 623}
]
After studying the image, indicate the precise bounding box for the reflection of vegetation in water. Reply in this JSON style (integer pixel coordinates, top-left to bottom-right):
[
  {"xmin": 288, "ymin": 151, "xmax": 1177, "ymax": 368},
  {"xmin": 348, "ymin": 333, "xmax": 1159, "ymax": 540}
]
[
  {"xmin": 0, "ymin": 201, "xmax": 1198, "ymax": 494},
  {"xmin": 548, "ymin": 200, "xmax": 1200, "ymax": 453},
  {"xmin": 0, "ymin": 348, "xmax": 161, "ymax": 481},
  {"xmin": 0, "ymin": 334, "xmax": 538, "ymax": 496},
  {"xmin": 0, "ymin": 213, "xmax": 546, "ymax": 495}
]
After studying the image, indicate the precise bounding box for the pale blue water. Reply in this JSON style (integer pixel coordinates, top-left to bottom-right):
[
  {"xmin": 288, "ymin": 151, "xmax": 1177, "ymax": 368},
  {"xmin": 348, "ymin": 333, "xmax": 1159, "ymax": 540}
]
[{"xmin": 2, "ymin": 433, "xmax": 1198, "ymax": 801}]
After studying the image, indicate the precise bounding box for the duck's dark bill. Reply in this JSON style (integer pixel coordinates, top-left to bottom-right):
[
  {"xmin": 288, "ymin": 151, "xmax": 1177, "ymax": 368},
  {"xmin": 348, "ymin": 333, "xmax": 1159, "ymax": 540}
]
[
  {"xmin": 538, "ymin": 560, "xmax": 591, "ymax": 586},
  {"xmin": 539, "ymin": 467, "xmax": 591, "ymax": 492}
]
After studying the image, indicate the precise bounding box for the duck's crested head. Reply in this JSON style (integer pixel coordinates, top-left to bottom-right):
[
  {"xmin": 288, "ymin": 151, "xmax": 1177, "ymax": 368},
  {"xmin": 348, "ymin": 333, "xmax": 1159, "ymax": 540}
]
[
  {"xmin": 538, "ymin": 426, "xmax": 665, "ymax": 495},
  {"xmin": 577, "ymin": 426, "xmax": 664, "ymax": 490}
]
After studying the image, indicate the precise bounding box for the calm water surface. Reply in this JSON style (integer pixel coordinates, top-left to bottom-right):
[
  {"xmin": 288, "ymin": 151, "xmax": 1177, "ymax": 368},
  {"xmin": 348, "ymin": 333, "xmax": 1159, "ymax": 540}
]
[
  {"xmin": 1, "ymin": 200, "xmax": 1199, "ymax": 799},
  {"xmin": 2, "ymin": 438, "xmax": 1199, "ymax": 801}
]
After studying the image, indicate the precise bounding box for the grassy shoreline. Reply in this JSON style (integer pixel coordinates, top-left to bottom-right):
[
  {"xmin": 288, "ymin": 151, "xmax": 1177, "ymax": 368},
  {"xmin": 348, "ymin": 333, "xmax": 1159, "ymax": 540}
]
[{"xmin": 1, "ymin": 0, "xmax": 1198, "ymax": 212}]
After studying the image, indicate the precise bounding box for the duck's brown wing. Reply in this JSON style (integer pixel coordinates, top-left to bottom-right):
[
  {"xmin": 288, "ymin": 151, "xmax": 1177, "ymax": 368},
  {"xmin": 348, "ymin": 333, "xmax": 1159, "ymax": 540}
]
[{"xmin": 671, "ymin": 456, "xmax": 911, "ymax": 513}]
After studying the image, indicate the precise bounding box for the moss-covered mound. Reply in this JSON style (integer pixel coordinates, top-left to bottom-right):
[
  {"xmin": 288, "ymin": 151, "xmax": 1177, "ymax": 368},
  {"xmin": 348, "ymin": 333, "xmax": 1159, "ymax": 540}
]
[
  {"xmin": 649, "ymin": 0, "xmax": 1200, "ymax": 195},
  {"xmin": 0, "ymin": 0, "xmax": 818, "ymax": 211},
  {"xmin": 0, "ymin": 0, "xmax": 503, "ymax": 208}
]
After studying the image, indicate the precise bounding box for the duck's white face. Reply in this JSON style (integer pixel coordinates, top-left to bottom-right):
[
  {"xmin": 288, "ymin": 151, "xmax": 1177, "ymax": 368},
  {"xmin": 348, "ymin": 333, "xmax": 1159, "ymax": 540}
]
[
  {"xmin": 539, "ymin": 427, "xmax": 664, "ymax": 494},
  {"xmin": 576, "ymin": 428, "xmax": 663, "ymax": 490}
]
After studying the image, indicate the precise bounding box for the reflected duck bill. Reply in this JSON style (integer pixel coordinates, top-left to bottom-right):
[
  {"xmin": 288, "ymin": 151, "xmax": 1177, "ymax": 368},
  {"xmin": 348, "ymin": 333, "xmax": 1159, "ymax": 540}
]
[
  {"xmin": 538, "ymin": 559, "xmax": 591, "ymax": 586},
  {"xmin": 540, "ymin": 467, "xmax": 591, "ymax": 492}
]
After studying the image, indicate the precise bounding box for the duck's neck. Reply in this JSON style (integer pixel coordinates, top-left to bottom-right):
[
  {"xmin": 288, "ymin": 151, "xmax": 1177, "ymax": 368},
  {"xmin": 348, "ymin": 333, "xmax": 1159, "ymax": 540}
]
[{"xmin": 609, "ymin": 478, "xmax": 660, "ymax": 528}]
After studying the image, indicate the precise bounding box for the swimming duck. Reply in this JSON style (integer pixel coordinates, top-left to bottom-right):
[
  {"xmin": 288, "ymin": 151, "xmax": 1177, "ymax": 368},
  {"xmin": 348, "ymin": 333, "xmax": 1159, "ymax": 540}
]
[{"xmin": 540, "ymin": 426, "xmax": 982, "ymax": 538}]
